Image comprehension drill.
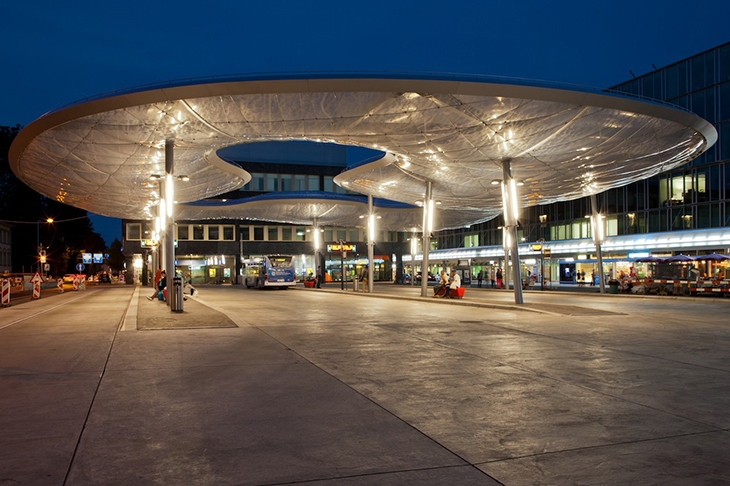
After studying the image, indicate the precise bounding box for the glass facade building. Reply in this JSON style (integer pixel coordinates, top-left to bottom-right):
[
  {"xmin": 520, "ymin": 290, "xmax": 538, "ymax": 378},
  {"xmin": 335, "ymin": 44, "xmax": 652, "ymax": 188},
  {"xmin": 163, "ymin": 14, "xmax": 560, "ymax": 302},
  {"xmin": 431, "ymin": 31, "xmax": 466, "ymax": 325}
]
[{"xmin": 431, "ymin": 42, "xmax": 730, "ymax": 283}]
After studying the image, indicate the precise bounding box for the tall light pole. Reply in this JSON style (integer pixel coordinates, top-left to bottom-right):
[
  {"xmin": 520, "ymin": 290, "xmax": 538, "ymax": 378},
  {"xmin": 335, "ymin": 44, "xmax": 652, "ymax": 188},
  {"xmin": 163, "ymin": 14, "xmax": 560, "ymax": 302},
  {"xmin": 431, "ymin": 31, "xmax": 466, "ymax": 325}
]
[{"xmin": 36, "ymin": 218, "xmax": 53, "ymax": 276}]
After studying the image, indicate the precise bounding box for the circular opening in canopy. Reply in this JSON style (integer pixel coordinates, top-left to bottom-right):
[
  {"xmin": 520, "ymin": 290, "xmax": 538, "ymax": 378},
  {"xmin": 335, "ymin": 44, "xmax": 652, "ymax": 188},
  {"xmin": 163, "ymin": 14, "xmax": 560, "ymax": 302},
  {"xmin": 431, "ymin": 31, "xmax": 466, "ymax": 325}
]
[{"xmin": 216, "ymin": 140, "xmax": 384, "ymax": 169}]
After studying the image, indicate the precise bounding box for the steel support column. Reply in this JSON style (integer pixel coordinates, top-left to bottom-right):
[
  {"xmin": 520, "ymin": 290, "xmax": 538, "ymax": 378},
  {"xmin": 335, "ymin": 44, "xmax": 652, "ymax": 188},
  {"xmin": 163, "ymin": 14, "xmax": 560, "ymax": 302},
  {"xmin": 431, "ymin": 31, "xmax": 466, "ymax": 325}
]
[
  {"xmin": 502, "ymin": 160, "xmax": 524, "ymax": 305},
  {"xmin": 164, "ymin": 140, "xmax": 177, "ymax": 311},
  {"xmin": 367, "ymin": 194, "xmax": 374, "ymax": 293},
  {"xmin": 590, "ymin": 193, "xmax": 606, "ymax": 293},
  {"xmin": 420, "ymin": 181, "xmax": 432, "ymax": 297}
]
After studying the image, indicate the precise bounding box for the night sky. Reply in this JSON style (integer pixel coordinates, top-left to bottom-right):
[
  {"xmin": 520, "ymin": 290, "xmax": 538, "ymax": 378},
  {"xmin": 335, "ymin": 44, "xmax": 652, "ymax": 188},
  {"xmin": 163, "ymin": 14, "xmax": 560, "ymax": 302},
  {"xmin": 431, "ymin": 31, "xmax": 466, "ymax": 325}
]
[{"xmin": 2, "ymin": 0, "xmax": 729, "ymax": 244}]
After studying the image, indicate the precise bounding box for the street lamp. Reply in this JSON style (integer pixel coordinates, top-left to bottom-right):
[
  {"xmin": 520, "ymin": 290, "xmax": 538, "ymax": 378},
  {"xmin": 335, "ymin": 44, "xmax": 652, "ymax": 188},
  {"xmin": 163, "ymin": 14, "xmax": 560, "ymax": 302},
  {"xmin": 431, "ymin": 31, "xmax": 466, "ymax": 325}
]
[{"xmin": 37, "ymin": 218, "xmax": 54, "ymax": 276}]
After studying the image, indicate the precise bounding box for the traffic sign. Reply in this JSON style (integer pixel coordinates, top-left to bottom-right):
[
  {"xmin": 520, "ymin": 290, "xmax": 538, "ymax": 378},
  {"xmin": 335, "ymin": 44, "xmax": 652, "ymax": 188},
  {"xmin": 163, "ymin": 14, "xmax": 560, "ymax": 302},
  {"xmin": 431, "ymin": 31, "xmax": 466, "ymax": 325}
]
[
  {"xmin": 76, "ymin": 263, "xmax": 85, "ymax": 272},
  {"xmin": 44, "ymin": 263, "xmax": 50, "ymax": 271},
  {"xmin": 30, "ymin": 272, "xmax": 43, "ymax": 284}
]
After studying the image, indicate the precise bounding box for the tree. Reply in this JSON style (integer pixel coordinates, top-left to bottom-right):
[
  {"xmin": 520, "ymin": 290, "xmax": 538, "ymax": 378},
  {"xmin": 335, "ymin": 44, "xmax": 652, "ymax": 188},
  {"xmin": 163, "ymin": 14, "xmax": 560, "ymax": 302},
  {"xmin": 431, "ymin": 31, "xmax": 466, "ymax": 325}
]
[
  {"xmin": 1, "ymin": 125, "xmax": 106, "ymax": 273},
  {"xmin": 106, "ymin": 238, "xmax": 126, "ymax": 273}
]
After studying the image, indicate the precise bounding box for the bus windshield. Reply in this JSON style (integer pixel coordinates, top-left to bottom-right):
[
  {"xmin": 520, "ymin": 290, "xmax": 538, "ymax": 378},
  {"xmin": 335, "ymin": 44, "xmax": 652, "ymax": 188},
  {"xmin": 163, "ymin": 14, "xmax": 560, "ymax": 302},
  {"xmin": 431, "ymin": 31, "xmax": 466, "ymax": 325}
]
[{"xmin": 268, "ymin": 256, "xmax": 293, "ymax": 268}]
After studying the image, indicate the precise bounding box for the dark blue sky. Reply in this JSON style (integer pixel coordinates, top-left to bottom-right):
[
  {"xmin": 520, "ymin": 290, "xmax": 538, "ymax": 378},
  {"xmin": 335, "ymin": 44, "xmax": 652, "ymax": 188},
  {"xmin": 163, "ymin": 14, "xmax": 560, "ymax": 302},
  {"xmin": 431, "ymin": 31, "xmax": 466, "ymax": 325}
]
[{"xmin": 2, "ymin": 0, "xmax": 729, "ymax": 244}]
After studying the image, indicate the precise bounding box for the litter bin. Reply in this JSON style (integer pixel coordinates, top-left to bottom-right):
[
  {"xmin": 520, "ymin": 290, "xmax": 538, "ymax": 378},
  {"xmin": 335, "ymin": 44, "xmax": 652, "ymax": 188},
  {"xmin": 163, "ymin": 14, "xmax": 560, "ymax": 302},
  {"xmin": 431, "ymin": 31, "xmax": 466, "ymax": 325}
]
[
  {"xmin": 172, "ymin": 275, "xmax": 184, "ymax": 312},
  {"xmin": 608, "ymin": 280, "xmax": 620, "ymax": 294},
  {"xmin": 353, "ymin": 278, "xmax": 359, "ymax": 292}
]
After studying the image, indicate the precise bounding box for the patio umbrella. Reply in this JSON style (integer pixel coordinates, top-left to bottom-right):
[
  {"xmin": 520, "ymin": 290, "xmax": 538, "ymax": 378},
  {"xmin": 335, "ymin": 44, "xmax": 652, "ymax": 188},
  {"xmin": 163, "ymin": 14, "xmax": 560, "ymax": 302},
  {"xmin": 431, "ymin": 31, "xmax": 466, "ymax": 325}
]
[
  {"xmin": 664, "ymin": 254, "xmax": 695, "ymax": 263},
  {"xmin": 634, "ymin": 256, "xmax": 665, "ymax": 263},
  {"xmin": 694, "ymin": 252, "xmax": 730, "ymax": 261}
]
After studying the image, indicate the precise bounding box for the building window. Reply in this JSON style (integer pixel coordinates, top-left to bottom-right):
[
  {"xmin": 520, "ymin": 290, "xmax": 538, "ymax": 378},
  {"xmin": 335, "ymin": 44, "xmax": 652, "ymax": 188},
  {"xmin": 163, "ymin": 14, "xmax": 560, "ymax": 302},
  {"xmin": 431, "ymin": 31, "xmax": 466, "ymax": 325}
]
[
  {"xmin": 282, "ymin": 227, "xmax": 292, "ymax": 241},
  {"xmin": 253, "ymin": 226, "xmax": 264, "ymax": 241},
  {"xmin": 267, "ymin": 226, "xmax": 278, "ymax": 241},
  {"xmin": 308, "ymin": 175, "xmax": 319, "ymax": 191},
  {"xmin": 126, "ymin": 223, "xmax": 141, "ymax": 240},
  {"xmin": 266, "ymin": 174, "xmax": 278, "ymax": 191},
  {"xmin": 241, "ymin": 226, "xmax": 250, "ymax": 241},
  {"xmin": 295, "ymin": 227, "xmax": 306, "ymax": 241},
  {"xmin": 208, "ymin": 225, "xmax": 220, "ymax": 240},
  {"xmin": 324, "ymin": 176, "xmax": 334, "ymax": 192},
  {"xmin": 223, "ymin": 225, "xmax": 234, "ymax": 240},
  {"xmin": 193, "ymin": 225, "xmax": 204, "ymax": 240},
  {"xmin": 464, "ymin": 234, "xmax": 479, "ymax": 247},
  {"xmin": 178, "ymin": 225, "xmax": 189, "ymax": 240},
  {"xmin": 250, "ymin": 173, "xmax": 264, "ymax": 191},
  {"xmin": 280, "ymin": 174, "xmax": 293, "ymax": 192},
  {"xmin": 294, "ymin": 175, "xmax": 306, "ymax": 191}
]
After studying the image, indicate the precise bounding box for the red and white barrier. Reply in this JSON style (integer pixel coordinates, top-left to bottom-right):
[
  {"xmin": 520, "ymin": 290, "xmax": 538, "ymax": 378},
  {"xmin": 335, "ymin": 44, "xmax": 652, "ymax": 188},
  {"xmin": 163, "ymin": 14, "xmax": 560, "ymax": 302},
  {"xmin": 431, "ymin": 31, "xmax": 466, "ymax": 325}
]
[
  {"xmin": 73, "ymin": 277, "xmax": 79, "ymax": 291},
  {"xmin": 32, "ymin": 282, "xmax": 41, "ymax": 300},
  {"xmin": 1, "ymin": 279, "xmax": 10, "ymax": 307},
  {"xmin": 57, "ymin": 278, "xmax": 64, "ymax": 293}
]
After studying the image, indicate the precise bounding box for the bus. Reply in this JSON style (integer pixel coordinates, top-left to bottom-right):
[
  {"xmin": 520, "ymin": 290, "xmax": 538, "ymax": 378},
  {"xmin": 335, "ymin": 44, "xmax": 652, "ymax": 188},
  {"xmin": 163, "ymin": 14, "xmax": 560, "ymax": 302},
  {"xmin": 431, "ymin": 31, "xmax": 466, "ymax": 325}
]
[{"xmin": 243, "ymin": 255, "xmax": 297, "ymax": 289}]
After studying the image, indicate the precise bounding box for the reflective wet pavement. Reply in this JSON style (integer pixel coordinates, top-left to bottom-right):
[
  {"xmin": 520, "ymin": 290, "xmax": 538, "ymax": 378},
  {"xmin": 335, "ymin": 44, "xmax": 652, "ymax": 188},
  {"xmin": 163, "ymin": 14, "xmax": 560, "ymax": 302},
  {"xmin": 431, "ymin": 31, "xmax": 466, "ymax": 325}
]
[{"xmin": 1, "ymin": 284, "xmax": 728, "ymax": 485}]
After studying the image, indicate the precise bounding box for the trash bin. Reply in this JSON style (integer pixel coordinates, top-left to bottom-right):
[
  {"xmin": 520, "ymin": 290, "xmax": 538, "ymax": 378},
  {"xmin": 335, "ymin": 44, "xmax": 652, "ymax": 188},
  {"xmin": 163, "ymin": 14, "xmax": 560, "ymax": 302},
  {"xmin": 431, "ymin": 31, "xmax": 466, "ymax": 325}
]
[
  {"xmin": 172, "ymin": 275, "xmax": 183, "ymax": 312},
  {"xmin": 608, "ymin": 280, "xmax": 620, "ymax": 294},
  {"xmin": 353, "ymin": 278, "xmax": 359, "ymax": 292}
]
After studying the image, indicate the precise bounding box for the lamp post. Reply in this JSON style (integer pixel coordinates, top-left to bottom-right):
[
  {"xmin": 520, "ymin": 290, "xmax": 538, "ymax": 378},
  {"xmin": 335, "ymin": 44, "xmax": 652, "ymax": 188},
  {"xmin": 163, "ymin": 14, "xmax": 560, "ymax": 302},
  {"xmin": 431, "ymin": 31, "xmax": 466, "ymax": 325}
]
[{"xmin": 36, "ymin": 218, "xmax": 53, "ymax": 277}]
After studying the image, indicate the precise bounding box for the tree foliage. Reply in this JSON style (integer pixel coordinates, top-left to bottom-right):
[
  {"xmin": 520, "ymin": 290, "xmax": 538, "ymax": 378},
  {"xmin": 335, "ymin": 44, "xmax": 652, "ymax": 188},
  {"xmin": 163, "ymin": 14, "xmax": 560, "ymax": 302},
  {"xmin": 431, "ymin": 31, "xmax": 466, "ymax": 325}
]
[{"xmin": 1, "ymin": 125, "xmax": 109, "ymax": 274}]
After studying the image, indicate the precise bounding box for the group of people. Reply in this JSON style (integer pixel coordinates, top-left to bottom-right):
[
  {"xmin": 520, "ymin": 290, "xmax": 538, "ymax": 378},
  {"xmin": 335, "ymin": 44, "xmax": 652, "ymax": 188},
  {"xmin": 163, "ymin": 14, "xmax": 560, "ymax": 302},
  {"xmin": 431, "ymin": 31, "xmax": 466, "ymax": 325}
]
[
  {"xmin": 432, "ymin": 269, "xmax": 461, "ymax": 298},
  {"xmin": 476, "ymin": 269, "xmax": 502, "ymax": 289}
]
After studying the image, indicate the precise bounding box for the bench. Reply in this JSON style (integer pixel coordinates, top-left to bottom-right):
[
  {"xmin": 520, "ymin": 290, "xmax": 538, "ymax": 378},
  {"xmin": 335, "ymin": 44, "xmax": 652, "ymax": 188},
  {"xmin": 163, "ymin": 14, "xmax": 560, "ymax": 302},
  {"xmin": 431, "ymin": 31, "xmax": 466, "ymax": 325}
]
[{"xmin": 449, "ymin": 287, "xmax": 465, "ymax": 299}]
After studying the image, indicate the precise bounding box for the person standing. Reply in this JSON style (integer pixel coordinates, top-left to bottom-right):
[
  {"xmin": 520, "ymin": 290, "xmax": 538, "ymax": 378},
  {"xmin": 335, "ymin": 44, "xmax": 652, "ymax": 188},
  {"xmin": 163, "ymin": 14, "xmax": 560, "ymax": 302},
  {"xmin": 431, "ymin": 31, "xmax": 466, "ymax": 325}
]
[
  {"xmin": 316, "ymin": 265, "xmax": 323, "ymax": 288},
  {"xmin": 496, "ymin": 267, "xmax": 503, "ymax": 289},
  {"xmin": 477, "ymin": 270, "xmax": 483, "ymax": 288},
  {"xmin": 360, "ymin": 265, "xmax": 369, "ymax": 292}
]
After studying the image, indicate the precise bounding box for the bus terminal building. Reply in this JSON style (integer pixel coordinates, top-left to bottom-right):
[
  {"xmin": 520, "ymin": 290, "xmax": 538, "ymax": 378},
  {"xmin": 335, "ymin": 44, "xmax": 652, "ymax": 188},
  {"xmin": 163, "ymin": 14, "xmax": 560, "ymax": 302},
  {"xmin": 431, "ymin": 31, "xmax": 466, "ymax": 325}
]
[{"xmin": 10, "ymin": 43, "xmax": 730, "ymax": 293}]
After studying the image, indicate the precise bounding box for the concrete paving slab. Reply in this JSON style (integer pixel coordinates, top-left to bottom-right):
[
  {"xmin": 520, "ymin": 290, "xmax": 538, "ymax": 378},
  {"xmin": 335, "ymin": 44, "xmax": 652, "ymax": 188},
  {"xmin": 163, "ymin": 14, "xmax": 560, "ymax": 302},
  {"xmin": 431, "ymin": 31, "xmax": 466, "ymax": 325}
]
[
  {"xmin": 2, "ymin": 285, "xmax": 729, "ymax": 485},
  {"xmin": 478, "ymin": 431, "xmax": 730, "ymax": 485},
  {"xmin": 107, "ymin": 328, "xmax": 302, "ymax": 371},
  {"xmin": 68, "ymin": 363, "xmax": 469, "ymax": 485}
]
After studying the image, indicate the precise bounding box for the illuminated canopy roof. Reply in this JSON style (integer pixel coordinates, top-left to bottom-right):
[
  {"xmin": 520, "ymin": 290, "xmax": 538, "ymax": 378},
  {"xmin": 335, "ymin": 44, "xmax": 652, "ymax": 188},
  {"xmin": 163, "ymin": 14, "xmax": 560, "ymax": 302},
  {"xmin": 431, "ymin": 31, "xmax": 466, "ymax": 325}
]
[
  {"xmin": 9, "ymin": 74, "xmax": 716, "ymax": 227},
  {"xmin": 176, "ymin": 192, "xmax": 495, "ymax": 231}
]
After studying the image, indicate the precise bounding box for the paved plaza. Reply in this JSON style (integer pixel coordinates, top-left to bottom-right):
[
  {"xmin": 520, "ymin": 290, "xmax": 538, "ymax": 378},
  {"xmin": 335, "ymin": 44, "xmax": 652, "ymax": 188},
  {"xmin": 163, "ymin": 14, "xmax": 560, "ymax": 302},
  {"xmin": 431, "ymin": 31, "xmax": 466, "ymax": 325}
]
[{"xmin": 1, "ymin": 284, "xmax": 729, "ymax": 485}]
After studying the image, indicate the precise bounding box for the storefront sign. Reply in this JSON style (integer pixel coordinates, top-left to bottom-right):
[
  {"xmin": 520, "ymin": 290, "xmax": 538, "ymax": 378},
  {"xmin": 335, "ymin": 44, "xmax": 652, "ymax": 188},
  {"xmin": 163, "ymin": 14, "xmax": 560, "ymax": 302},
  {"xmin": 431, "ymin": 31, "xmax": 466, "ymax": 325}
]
[
  {"xmin": 327, "ymin": 243, "xmax": 356, "ymax": 253},
  {"xmin": 530, "ymin": 244, "xmax": 542, "ymax": 251}
]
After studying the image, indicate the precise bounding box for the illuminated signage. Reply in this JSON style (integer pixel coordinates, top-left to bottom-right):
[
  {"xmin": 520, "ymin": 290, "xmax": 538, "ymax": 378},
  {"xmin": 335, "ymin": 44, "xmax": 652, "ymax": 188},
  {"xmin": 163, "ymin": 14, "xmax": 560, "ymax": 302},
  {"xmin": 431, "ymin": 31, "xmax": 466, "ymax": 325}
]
[
  {"xmin": 530, "ymin": 244, "xmax": 542, "ymax": 251},
  {"xmin": 93, "ymin": 253, "xmax": 103, "ymax": 264},
  {"xmin": 82, "ymin": 253, "xmax": 92, "ymax": 264},
  {"xmin": 327, "ymin": 244, "xmax": 356, "ymax": 252}
]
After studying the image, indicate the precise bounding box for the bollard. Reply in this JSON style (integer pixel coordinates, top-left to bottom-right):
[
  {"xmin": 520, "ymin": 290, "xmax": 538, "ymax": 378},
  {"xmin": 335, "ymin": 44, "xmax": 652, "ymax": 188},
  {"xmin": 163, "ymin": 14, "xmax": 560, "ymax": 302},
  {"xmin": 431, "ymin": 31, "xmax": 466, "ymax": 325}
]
[
  {"xmin": 171, "ymin": 275, "xmax": 183, "ymax": 312},
  {"xmin": 57, "ymin": 278, "xmax": 64, "ymax": 293},
  {"xmin": 1, "ymin": 279, "xmax": 10, "ymax": 307}
]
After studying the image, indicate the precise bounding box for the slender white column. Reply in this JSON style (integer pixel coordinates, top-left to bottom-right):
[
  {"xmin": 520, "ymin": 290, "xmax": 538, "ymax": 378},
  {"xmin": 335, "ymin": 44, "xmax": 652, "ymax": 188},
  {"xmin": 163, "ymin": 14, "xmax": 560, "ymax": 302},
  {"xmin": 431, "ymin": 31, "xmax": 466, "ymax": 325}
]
[
  {"xmin": 590, "ymin": 193, "xmax": 606, "ymax": 293},
  {"xmin": 367, "ymin": 194, "xmax": 374, "ymax": 293},
  {"xmin": 502, "ymin": 160, "xmax": 524, "ymax": 305},
  {"xmin": 420, "ymin": 181, "xmax": 432, "ymax": 297},
  {"xmin": 164, "ymin": 140, "xmax": 176, "ymax": 310}
]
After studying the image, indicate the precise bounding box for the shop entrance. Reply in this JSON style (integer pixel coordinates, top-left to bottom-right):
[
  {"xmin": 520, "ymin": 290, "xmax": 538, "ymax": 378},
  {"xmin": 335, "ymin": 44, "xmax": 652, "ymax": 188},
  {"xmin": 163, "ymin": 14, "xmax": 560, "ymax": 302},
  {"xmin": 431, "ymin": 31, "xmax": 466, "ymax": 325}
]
[{"xmin": 559, "ymin": 263, "xmax": 576, "ymax": 283}]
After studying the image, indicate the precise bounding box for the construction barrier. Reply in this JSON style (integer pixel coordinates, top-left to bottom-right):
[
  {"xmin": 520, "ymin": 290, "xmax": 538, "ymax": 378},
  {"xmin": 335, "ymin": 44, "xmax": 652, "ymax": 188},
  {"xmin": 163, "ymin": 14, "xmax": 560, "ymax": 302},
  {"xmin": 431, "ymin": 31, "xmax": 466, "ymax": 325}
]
[
  {"xmin": 1, "ymin": 279, "xmax": 10, "ymax": 307},
  {"xmin": 32, "ymin": 282, "xmax": 41, "ymax": 300},
  {"xmin": 73, "ymin": 277, "xmax": 79, "ymax": 291},
  {"xmin": 57, "ymin": 278, "xmax": 64, "ymax": 293}
]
